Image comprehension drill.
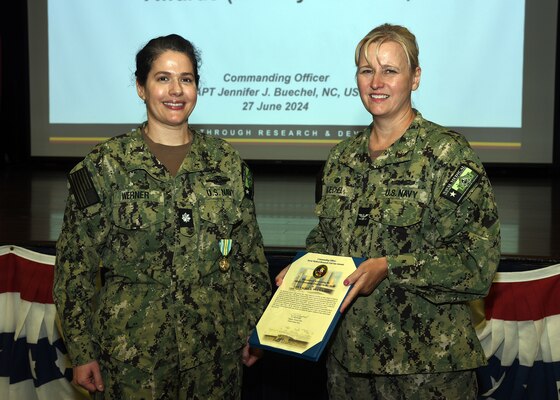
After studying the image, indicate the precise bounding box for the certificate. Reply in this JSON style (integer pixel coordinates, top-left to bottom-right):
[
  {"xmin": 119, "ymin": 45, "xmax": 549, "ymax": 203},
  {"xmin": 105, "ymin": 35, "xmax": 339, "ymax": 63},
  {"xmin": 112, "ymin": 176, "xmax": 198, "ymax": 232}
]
[{"xmin": 249, "ymin": 251, "xmax": 363, "ymax": 361}]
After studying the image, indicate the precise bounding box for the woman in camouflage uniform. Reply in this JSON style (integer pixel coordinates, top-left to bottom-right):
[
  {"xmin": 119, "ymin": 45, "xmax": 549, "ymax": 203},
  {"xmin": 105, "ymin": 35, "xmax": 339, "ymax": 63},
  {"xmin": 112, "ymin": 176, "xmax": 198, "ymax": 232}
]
[
  {"xmin": 278, "ymin": 24, "xmax": 500, "ymax": 399},
  {"xmin": 54, "ymin": 34, "xmax": 271, "ymax": 399}
]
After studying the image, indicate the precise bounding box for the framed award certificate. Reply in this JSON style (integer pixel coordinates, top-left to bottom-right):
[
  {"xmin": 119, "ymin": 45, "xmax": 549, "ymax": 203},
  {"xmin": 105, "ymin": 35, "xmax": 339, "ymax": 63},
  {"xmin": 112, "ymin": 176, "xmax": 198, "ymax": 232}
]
[{"xmin": 249, "ymin": 251, "xmax": 363, "ymax": 361}]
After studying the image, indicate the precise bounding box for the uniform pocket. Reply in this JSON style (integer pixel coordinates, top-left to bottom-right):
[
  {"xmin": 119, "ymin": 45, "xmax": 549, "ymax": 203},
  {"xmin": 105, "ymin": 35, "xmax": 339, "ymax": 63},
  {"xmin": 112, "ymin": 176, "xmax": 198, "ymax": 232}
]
[
  {"xmin": 93, "ymin": 286, "xmax": 169, "ymax": 373},
  {"xmin": 198, "ymin": 199, "xmax": 241, "ymax": 227},
  {"xmin": 110, "ymin": 196, "xmax": 164, "ymax": 266},
  {"xmin": 190, "ymin": 283, "xmax": 244, "ymax": 355},
  {"xmin": 373, "ymin": 199, "xmax": 424, "ymax": 227},
  {"xmin": 316, "ymin": 200, "xmax": 344, "ymax": 225},
  {"xmin": 112, "ymin": 200, "xmax": 164, "ymax": 230},
  {"xmin": 370, "ymin": 199, "xmax": 425, "ymax": 256}
]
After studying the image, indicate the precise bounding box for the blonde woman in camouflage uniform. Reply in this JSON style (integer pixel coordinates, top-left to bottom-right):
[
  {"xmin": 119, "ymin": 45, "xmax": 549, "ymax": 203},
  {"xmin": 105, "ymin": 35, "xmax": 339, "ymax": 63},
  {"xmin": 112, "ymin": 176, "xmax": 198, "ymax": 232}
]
[
  {"xmin": 277, "ymin": 24, "xmax": 500, "ymax": 399},
  {"xmin": 54, "ymin": 34, "xmax": 271, "ymax": 399}
]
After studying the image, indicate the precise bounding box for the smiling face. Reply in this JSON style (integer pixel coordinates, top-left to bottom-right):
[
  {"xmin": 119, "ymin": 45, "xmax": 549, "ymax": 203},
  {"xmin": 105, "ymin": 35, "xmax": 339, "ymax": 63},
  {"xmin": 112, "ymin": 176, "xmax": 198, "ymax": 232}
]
[
  {"xmin": 136, "ymin": 50, "xmax": 197, "ymax": 129},
  {"xmin": 356, "ymin": 40, "xmax": 421, "ymax": 122}
]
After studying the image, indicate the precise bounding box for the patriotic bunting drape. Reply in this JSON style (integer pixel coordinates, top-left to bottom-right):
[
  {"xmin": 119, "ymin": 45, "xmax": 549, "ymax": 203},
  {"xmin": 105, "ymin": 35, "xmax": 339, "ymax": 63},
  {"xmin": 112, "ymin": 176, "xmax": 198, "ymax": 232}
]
[
  {"xmin": 0, "ymin": 245, "xmax": 86, "ymax": 399},
  {"xmin": 476, "ymin": 262, "xmax": 560, "ymax": 399},
  {"xmin": 2, "ymin": 245, "xmax": 559, "ymax": 399}
]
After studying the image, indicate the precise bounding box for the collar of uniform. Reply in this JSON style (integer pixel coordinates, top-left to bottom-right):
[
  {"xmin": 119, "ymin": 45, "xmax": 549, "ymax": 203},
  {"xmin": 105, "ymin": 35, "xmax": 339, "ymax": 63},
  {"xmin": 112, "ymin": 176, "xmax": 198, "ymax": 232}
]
[
  {"xmin": 369, "ymin": 111, "xmax": 423, "ymax": 167},
  {"xmin": 337, "ymin": 129, "xmax": 371, "ymax": 174},
  {"xmin": 122, "ymin": 125, "xmax": 168, "ymax": 179},
  {"xmin": 337, "ymin": 111, "xmax": 424, "ymax": 171},
  {"xmin": 177, "ymin": 129, "xmax": 218, "ymax": 174},
  {"xmin": 122, "ymin": 125, "xmax": 213, "ymax": 178}
]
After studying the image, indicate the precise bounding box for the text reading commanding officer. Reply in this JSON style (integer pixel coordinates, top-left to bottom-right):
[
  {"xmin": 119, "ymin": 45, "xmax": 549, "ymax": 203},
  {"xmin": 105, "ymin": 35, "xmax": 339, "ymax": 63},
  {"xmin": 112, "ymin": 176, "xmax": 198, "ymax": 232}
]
[
  {"xmin": 277, "ymin": 23, "xmax": 500, "ymax": 399},
  {"xmin": 54, "ymin": 34, "xmax": 271, "ymax": 399}
]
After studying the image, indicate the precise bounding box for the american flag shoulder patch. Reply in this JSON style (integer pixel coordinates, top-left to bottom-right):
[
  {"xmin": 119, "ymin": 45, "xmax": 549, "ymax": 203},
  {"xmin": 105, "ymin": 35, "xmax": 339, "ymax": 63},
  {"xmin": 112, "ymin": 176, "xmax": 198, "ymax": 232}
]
[{"xmin": 68, "ymin": 167, "xmax": 100, "ymax": 209}]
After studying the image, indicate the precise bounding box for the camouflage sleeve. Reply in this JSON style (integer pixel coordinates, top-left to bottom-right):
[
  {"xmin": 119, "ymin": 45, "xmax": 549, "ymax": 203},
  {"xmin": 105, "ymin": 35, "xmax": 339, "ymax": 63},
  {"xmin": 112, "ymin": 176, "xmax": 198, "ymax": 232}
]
[
  {"xmin": 305, "ymin": 225, "xmax": 329, "ymax": 254},
  {"xmin": 53, "ymin": 160, "xmax": 110, "ymax": 366},
  {"xmin": 231, "ymin": 162, "xmax": 272, "ymax": 333},
  {"xmin": 305, "ymin": 161, "xmax": 331, "ymax": 254},
  {"xmin": 386, "ymin": 143, "xmax": 501, "ymax": 304}
]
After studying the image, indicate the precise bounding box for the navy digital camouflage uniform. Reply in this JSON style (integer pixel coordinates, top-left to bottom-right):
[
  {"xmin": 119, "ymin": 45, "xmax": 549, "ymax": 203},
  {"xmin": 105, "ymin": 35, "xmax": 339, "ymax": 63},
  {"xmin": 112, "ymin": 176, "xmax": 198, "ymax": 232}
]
[
  {"xmin": 307, "ymin": 112, "xmax": 500, "ymax": 396},
  {"xmin": 54, "ymin": 125, "xmax": 271, "ymax": 399}
]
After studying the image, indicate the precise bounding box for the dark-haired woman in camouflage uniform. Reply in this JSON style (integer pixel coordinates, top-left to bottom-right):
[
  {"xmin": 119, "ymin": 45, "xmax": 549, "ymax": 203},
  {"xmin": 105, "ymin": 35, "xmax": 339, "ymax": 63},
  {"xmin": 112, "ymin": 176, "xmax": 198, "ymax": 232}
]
[{"xmin": 54, "ymin": 34, "xmax": 271, "ymax": 399}]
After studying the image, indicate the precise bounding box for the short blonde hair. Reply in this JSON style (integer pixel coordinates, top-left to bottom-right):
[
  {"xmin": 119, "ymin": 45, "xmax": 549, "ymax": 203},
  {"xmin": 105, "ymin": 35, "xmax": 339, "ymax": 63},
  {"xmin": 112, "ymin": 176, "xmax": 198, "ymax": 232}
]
[{"xmin": 355, "ymin": 23, "xmax": 419, "ymax": 71}]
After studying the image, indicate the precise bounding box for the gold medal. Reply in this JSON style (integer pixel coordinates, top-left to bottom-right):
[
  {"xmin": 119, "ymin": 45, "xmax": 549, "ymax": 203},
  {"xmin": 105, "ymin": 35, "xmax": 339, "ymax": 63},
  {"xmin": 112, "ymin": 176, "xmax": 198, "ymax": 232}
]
[{"xmin": 219, "ymin": 257, "xmax": 230, "ymax": 272}]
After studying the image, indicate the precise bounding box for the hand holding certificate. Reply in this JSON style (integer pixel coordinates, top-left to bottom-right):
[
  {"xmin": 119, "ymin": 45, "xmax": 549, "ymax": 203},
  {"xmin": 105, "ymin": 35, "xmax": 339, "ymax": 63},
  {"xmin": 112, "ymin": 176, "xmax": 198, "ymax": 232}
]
[{"xmin": 249, "ymin": 252, "xmax": 363, "ymax": 361}]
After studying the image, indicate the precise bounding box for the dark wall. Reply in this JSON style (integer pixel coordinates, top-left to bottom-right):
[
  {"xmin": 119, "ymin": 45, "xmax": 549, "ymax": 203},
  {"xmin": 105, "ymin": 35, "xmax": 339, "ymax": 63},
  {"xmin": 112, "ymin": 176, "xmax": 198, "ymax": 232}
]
[
  {"xmin": 555, "ymin": 6, "xmax": 560, "ymax": 177},
  {"xmin": 0, "ymin": 1, "xmax": 30, "ymax": 167}
]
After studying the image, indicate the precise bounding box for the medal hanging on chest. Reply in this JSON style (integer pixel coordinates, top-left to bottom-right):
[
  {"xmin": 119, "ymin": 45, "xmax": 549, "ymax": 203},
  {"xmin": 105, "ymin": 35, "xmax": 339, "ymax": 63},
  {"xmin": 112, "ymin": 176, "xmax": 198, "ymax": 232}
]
[{"xmin": 219, "ymin": 239, "xmax": 232, "ymax": 272}]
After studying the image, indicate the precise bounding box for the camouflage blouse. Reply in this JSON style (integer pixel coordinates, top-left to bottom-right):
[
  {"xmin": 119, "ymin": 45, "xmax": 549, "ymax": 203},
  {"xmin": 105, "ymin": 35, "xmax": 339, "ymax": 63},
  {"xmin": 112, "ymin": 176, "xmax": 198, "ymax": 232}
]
[
  {"xmin": 307, "ymin": 112, "xmax": 501, "ymax": 374},
  {"xmin": 54, "ymin": 126, "xmax": 271, "ymax": 371}
]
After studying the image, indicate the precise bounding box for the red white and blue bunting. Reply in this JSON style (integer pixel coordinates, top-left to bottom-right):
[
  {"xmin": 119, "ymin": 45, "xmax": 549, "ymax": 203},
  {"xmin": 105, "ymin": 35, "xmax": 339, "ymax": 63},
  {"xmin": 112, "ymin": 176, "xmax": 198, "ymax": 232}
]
[
  {"xmin": 0, "ymin": 245, "xmax": 86, "ymax": 400},
  {"xmin": 476, "ymin": 262, "xmax": 560, "ymax": 399},
  {"xmin": 2, "ymin": 244, "xmax": 559, "ymax": 399}
]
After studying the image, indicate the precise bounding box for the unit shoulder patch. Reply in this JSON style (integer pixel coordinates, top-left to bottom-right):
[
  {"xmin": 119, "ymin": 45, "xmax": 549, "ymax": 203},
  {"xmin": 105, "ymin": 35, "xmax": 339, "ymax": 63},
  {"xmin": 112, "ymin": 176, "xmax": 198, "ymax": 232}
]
[{"xmin": 441, "ymin": 164, "xmax": 480, "ymax": 204}]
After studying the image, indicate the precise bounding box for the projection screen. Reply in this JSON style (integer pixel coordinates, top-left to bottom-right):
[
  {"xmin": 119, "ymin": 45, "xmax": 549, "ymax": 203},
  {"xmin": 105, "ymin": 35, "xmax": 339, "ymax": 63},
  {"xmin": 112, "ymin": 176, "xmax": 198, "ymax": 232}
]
[{"xmin": 27, "ymin": 0, "xmax": 557, "ymax": 163}]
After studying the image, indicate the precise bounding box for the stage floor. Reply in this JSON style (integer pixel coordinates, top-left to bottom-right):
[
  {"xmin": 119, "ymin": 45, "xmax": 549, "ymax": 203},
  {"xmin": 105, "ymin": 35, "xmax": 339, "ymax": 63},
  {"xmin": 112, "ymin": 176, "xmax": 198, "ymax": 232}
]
[{"xmin": 1, "ymin": 163, "xmax": 559, "ymax": 260}]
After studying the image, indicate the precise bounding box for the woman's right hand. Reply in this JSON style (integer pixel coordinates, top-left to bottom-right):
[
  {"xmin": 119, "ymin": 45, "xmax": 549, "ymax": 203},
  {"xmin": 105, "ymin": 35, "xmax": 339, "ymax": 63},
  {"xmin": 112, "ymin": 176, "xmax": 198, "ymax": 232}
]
[
  {"xmin": 274, "ymin": 264, "xmax": 291, "ymax": 287},
  {"xmin": 73, "ymin": 360, "xmax": 104, "ymax": 393}
]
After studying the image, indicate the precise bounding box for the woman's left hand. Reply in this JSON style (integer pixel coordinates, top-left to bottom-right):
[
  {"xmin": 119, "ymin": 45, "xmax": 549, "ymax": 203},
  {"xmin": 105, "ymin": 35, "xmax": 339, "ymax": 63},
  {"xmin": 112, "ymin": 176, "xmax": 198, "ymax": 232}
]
[{"xmin": 340, "ymin": 257, "xmax": 388, "ymax": 313}]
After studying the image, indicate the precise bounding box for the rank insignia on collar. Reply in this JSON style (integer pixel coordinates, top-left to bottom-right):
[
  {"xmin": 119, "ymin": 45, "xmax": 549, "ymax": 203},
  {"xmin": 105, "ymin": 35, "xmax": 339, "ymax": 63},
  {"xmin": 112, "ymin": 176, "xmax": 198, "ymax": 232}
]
[
  {"xmin": 441, "ymin": 165, "xmax": 480, "ymax": 204},
  {"xmin": 178, "ymin": 208, "xmax": 194, "ymax": 228},
  {"xmin": 356, "ymin": 207, "xmax": 371, "ymax": 226}
]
